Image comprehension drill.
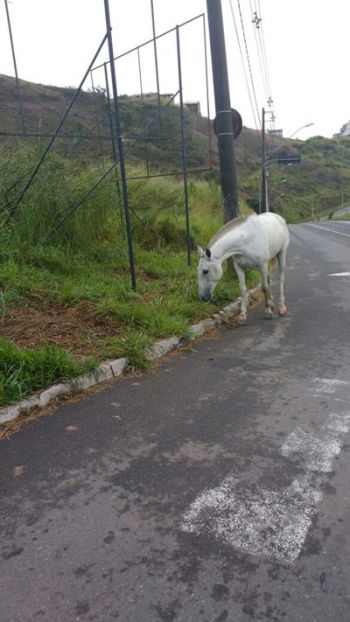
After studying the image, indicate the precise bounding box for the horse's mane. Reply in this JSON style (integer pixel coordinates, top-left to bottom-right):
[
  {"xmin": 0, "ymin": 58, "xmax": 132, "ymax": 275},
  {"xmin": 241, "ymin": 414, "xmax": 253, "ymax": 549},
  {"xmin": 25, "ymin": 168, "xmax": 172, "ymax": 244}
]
[{"xmin": 208, "ymin": 215, "xmax": 250, "ymax": 248}]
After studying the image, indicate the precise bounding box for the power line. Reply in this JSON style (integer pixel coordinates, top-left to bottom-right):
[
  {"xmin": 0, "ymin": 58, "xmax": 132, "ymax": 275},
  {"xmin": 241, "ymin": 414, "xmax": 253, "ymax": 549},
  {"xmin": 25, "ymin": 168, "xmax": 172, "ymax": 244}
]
[
  {"xmin": 235, "ymin": 0, "xmax": 261, "ymax": 126},
  {"xmin": 255, "ymin": 0, "xmax": 273, "ymax": 96},
  {"xmin": 228, "ymin": 0, "xmax": 259, "ymax": 130},
  {"xmin": 253, "ymin": 0, "xmax": 275, "ymax": 125},
  {"xmin": 249, "ymin": 0, "xmax": 269, "ymax": 102}
]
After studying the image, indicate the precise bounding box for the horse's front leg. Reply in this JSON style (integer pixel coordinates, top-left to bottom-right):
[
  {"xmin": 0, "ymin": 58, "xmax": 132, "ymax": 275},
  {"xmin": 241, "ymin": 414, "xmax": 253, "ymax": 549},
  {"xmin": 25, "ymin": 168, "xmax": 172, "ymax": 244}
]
[
  {"xmin": 234, "ymin": 263, "xmax": 248, "ymax": 325},
  {"xmin": 260, "ymin": 262, "xmax": 274, "ymax": 319}
]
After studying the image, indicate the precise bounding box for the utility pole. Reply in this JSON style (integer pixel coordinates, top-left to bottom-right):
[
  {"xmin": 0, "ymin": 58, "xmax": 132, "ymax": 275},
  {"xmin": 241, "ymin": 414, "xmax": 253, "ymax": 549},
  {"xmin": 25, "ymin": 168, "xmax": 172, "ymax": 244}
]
[
  {"xmin": 260, "ymin": 107, "xmax": 268, "ymax": 213},
  {"xmin": 206, "ymin": 0, "xmax": 239, "ymax": 223}
]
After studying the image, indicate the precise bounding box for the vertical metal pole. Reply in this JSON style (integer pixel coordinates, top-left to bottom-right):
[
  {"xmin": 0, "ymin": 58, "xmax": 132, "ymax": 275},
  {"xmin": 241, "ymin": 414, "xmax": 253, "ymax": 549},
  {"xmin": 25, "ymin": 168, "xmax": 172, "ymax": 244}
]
[
  {"xmin": 103, "ymin": 61, "xmax": 122, "ymax": 224},
  {"xmin": 206, "ymin": 0, "xmax": 239, "ymax": 223},
  {"xmin": 103, "ymin": 63, "xmax": 117, "ymax": 164},
  {"xmin": 90, "ymin": 70, "xmax": 105, "ymax": 170},
  {"xmin": 104, "ymin": 0, "xmax": 136, "ymax": 290},
  {"xmin": 203, "ymin": 14, "xmax": 213, "ymax": 169},
  {"xmin": 137, "ymin": 48, "xmax": 150, "ymax": 177},
  {"xmin": 176, "ymin": 26, "xmax": 191, "ymax": 267},
  {"xmin": 260, "ymin": 107, "xmax": 268, "ymax": 213},
  {"xmin": 4, "ymin": 0, "xmax": 25, "ymax": 133},
  {"xmin": 150, "ymin": 0, "xmax": 162, "ymax": 133}
]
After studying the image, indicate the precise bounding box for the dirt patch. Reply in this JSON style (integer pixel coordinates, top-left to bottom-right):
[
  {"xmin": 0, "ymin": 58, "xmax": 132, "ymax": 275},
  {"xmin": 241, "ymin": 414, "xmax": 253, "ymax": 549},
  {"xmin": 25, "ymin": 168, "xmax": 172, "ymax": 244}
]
[{"xmin": 1, "ymin": 301, "xmax": 119, "ymax": 358}]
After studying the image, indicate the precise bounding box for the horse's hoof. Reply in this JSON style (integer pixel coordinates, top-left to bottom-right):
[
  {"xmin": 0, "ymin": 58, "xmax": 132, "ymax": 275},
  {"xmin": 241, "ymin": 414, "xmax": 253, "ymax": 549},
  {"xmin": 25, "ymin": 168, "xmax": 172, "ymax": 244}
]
[
  {"xmin": 264, "ymin": 310, "xmax": 273, "ymax": 320},
  {"xmin": 279, "ymin": 305, "xmax": 287, "ymax": 316}
]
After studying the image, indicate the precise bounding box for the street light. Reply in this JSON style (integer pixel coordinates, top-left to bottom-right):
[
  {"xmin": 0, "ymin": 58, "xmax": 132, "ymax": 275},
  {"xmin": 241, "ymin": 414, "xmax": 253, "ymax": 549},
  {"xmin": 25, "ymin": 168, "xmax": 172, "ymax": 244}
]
[
  {"xmin": 260, "ymin": 121, "xmax": 314, "ymax": 213},
  {"xmin": 289, "ymin": 122, "xmax": 314, "ymax": 140},
  {"xmin": 265, "ymin": 122, "xmax": 314, "ymax": 165}
]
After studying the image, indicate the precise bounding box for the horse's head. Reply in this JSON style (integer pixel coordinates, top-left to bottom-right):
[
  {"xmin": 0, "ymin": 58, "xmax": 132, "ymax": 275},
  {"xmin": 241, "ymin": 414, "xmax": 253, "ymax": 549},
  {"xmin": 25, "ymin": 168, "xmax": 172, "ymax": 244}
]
[{"xmin": 197, "ymin": 246, "xmax": 223, "ymax": 301}]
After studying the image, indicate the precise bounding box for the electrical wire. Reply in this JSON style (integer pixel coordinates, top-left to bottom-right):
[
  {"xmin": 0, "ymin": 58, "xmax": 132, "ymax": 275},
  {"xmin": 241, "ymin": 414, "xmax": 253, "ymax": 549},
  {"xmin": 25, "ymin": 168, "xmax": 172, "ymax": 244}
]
[
  {"xmin": 253, "ymin": 0, "xmax": 275, "ymax": 126},
  {"xmin": 235, "ymin": 0, "xmax": 261, "ymax": 127},
  {"xmin": 228, "ymin": 0, "xmax": 259, "ymax": 130},
  {"xmin": 249, "ymin": 0, "xmax": 269, "ymax": 102}
]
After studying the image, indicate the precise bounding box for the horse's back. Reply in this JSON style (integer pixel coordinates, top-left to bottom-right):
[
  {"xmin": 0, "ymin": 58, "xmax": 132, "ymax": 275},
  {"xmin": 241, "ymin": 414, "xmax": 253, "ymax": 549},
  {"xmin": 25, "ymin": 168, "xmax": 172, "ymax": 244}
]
[
  {"xmin": 244, "ymin": 212, "xmax": 289, "ymax": 260},
  {"xmin": 255, "ymin": 212, "xmax": 289, "ymax": 247}
]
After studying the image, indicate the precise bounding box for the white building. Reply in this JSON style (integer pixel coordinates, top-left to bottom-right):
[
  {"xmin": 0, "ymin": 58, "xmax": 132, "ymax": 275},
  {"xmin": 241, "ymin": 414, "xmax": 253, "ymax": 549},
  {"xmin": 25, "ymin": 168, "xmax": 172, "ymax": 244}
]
[{"xmin": 340, "ymin": 121, "xmax": 350, "ymax": 136}]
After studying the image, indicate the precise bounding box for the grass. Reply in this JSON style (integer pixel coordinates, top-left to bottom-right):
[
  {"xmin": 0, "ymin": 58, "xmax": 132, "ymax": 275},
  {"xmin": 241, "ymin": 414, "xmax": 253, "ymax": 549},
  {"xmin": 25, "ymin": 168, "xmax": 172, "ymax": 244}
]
[
  {"xmin": 333, "ymin": 211, "xmax": 350, "ymax": 221},
  {"xmin": 1, "ymin": 92, "xmax": 350, "ymax": 410},
  {"xmin": 0, "ymin": 338, "xmax": 97, "ymax": 406},
  {"xmin": 0, "ymin": 152, "xmax": 258, "ymax": 406},
  {"xmin": 109, "ymin": 331, "xmax": 154, "ymax": 372},
  {"xmin": 0, "ymin": 243, "xmax": 250, "ymax": 405}
]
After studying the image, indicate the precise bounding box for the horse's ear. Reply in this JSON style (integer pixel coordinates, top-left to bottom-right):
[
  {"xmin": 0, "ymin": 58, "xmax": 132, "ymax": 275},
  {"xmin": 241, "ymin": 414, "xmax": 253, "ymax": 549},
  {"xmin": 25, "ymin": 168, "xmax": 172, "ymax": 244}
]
[
  {"xmin": 197, "ymin": 245, "xmax": 205, "ymax": 257},
  {"xmin": 205, "ymin": 248, "xmax": 211, "ymax": 259}
]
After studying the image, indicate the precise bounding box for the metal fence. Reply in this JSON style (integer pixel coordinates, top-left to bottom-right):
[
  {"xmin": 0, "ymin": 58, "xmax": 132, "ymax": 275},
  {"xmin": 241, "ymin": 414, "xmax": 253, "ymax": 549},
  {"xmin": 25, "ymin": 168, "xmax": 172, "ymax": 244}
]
[{"xmin": 0, "ymin": 0, "xmax": 213, "ymax": 289}]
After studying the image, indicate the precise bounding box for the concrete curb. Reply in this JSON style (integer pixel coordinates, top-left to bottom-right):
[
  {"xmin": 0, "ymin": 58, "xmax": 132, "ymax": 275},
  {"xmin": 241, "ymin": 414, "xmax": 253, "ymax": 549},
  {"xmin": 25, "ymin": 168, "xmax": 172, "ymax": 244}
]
[{"xmin": 0, "ymin": 286, "xmax": 261, "ymax": 425}]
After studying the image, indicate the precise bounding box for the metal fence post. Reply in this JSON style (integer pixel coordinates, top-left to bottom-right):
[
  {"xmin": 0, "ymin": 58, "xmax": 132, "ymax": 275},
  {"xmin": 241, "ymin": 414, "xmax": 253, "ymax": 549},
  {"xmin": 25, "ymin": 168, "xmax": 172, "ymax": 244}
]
[
  {"xmin": 176, "ymin": 26, "xmax": 191, "ymax": 266},
  {"xmin": 104, "ymin": 0, "xmax": 136, "ymax": 290}
]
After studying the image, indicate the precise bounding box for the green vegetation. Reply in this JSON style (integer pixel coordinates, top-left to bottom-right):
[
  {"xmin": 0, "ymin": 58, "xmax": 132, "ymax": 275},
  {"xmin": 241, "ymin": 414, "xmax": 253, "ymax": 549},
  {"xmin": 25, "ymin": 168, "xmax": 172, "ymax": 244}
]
[
  {"xmin": 0, "ymin": 338, "xmax": 96, "ymax": 406},
  {"xmin": 1, "ymin": 77, "xmax": 350, "ymax": 407},
  {"xmin": 333, "ymin": 211, "xmax": 350, "ymax": 221},
  {"xmin": 242, "ymin": 135, "xmax": 350, "ymax": 222},
  {"xmin": 0, "ymin": 143, "xmax": 255, "ymax": 406}
]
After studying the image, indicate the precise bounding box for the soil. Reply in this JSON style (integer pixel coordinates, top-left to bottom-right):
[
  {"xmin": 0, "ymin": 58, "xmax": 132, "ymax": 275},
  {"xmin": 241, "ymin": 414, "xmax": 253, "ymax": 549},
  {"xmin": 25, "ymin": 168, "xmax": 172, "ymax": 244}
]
[{"xmin": 0, "ymin": 301, "xmax": 119, "ymax": 358}]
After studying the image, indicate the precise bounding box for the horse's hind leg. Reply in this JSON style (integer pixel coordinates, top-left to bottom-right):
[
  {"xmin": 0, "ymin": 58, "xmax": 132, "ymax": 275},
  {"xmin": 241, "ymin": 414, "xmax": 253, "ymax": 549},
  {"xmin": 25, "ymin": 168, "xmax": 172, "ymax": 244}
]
[
  {"xmin": 260, "ymin": 262, "xmax": 274, "ymax": 319},
  {"xmin": 277, "ymin": 248, "xmax": 287, "ymax": 316},
  {"xmin": 267, "ymin": 257, "xmax": 278, "ymax": 310}
]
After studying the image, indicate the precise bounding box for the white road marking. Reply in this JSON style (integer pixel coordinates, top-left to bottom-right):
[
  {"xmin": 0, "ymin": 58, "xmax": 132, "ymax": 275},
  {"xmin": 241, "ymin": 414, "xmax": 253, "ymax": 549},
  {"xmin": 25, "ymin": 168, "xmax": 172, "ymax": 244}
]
[
  {"xmin": 281, "ymin": 413, "xmax": 350, "ymax": 473},
  {"xmin": 305, "ymin": 223, "xmax": 350, "ymax": 238},
  {"xmin": 182, "ymin": 378, "xmax": 350, "ymax": 565},
  {"xmin": 312, "ymin": 377, "xmax": 349, "ymax": 394},
  {"xmin": 182, "ymin": 474, "xmax": 321, "ymax": 564},
  {"xmin": 328, "ymin": 272, "xmax": 350, "ymax": 277}
]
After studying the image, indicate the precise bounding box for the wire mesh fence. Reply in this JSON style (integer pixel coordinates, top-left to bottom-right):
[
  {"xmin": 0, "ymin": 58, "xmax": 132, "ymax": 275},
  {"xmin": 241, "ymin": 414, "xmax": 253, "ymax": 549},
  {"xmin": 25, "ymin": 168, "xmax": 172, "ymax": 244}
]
[{"xmin": 0, "ymin": 5, "xmax": 212, "ymax": 288}]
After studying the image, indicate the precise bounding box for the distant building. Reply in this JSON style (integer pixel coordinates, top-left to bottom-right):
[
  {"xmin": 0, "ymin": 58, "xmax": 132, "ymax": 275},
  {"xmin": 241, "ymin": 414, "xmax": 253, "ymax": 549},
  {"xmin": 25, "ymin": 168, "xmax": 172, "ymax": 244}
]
[
  {"xmin": 184, "ymin": 101, "xmax": 201, "ymax": 115},
  {"xmin": 128, "ymin": 93, "xmax": 201, "ymax": 115},
  {"xmin": 268, "ymin": 128, "xmax": 283, "ymax": 137},
  {"xmin": 340, "ymin": 121, "xmax": 350, "ymax": 136},
  {"xmin": 130, "ymin": 92, "xmax": 174, "ymax": 102}
]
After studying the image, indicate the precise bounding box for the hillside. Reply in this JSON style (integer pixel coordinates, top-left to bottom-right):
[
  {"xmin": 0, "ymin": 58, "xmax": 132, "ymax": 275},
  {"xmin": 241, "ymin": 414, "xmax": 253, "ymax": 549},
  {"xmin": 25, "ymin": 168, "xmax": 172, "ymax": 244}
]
[
  {"xmin": 0, "ymin": 73, "xmax": 262, "ymax": 173},
  {"xmin": 1, "ymin": 75, "xmax": 349, "ymax": 406},
  {"xmin": 1, "ymin": 73, "xmax": 350, "ymax": 221}
]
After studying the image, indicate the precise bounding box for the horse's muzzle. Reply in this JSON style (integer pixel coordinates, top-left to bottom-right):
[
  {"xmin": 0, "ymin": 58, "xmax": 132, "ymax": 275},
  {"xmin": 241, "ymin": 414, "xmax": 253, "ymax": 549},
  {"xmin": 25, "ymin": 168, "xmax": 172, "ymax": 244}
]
[{"xmin": 200, "ymin": 293, "xmax": 212, "ymax": 302}]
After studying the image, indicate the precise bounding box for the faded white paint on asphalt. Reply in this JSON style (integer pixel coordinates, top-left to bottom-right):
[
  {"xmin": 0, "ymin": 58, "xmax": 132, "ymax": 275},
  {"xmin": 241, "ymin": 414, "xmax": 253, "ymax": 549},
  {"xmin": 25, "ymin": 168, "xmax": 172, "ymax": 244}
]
[
  {"xmin": 312, "ymin": 377, "xmax": 349, "ymax": 395},
  {"xmin": 182, "ymin": 377, "xmax": 350, "ymax": 565},
  {"xmin": 281, "ymin": 412, "xmax": 350, "ymax": 473},
  {"xmin": 182, "ymin": 474, "xmax": 322, "ymax": 565}
]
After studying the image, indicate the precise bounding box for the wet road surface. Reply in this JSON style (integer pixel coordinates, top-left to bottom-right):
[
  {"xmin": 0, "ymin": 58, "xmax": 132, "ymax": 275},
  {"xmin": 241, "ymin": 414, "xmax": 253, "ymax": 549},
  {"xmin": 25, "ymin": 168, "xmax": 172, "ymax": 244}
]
[{"xmin": 1, "ymin": 222, "xmax": 350, "ymax": 621}]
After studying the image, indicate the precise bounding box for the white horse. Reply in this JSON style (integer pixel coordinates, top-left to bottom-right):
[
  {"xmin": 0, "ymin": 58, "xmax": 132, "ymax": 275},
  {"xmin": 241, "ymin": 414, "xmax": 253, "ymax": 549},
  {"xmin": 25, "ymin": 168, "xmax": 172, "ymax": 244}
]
[{"xmin": 197, "ymin": 212, "xmax": 290, "ymax": 324}]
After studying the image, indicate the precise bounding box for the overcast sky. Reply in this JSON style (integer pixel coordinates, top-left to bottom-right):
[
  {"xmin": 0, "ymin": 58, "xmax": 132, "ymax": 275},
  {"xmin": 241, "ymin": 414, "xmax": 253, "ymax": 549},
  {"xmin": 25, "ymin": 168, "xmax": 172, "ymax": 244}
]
[{"xmin": 1, "ymin": 0, "xmax": 349, "ymax": 140}]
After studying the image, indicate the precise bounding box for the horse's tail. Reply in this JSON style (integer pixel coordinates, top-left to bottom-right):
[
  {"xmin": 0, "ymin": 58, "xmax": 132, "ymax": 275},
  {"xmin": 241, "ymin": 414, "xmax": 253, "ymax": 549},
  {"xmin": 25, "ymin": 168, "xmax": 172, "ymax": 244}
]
[{"xmin": 269, "ymin": 256, "xmax": 278, "ymax": 272}]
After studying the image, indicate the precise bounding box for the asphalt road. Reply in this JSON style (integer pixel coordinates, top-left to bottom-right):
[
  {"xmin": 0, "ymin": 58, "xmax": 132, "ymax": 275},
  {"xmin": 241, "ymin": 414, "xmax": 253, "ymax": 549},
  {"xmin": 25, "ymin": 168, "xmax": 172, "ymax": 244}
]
[
  {"xmin": 321, "ymin": 205, "xmax": 350, "ymax": 219},
  {"xmin": 1, "ymin": 221, "xmax": 350, "ymax": 622}
]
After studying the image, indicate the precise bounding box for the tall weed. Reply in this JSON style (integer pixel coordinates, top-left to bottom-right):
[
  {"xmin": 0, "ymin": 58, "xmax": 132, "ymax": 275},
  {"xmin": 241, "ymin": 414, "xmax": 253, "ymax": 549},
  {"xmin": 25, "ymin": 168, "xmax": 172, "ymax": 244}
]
[{"xmin": 0, "ymin": 338, "xmax": 96, "ymax": 405}]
